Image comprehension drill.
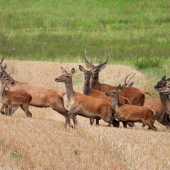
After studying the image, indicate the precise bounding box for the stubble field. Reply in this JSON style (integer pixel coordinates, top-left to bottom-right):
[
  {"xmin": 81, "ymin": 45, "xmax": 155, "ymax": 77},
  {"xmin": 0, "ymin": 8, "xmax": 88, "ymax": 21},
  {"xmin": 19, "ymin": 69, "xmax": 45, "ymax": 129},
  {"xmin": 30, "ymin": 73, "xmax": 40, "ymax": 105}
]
[{"xmin": 0, "ymin": 60, "xmax": 170, "ymax": 170}]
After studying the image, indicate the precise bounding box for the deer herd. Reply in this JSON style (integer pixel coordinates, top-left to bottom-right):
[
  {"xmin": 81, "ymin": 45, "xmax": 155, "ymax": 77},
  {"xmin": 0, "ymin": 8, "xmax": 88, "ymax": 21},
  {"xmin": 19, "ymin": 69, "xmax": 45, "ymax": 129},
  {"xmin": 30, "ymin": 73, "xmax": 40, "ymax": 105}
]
[{"xmin": 1, "ymin": 51, "xmax": 170, "ymax": 132}]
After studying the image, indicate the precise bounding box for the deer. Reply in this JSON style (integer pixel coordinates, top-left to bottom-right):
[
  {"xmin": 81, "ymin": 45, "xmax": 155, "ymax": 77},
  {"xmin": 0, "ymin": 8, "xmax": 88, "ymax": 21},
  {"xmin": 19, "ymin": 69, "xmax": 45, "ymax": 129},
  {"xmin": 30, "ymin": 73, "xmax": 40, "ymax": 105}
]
[
  {"xmin": 123, "ymin": 76, "xmax": 170, "ymax": 129},
  {"xmin": 79, "ymin": 65, "xmax": 135, "ymax": 128},
  {"xmin": 0, "ymin": 71, "xmax": 32, "ymax": 117},
  {"xmin": 105, "ymin": 84, "xmax": 157, "ymax": 131},
  {"xmin": 55, "ymin": 67, "xmax": 116, "ymax": 128},
  {"xmin": 154, "ymin": 76, "xmax": 170, "ymax": 123},
  {"xmin": 84, "ymin": 49, "xmax": 152, "ymax": 106},
  {"xmin": 0, "ymin": 57, "xmax": 72, "ymax": 128}
]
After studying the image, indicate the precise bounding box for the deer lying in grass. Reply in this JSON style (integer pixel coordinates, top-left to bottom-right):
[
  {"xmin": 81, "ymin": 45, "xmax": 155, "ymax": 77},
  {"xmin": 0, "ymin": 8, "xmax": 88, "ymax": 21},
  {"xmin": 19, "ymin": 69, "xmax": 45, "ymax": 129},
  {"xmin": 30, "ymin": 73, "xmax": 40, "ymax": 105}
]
[
  {"xmin": 0, "ymin": 72, "xmax": 32, "ymax": 116},
  {"xmin": 55, "ymin": 67, "xmax": 115, "ymax": 128},
  {"xmin": 105, "ymin": 84, "xmax": 157, "ymax": 131},
  {"xmin": 79, "ymin": 65, "xmax": 134, "ymax": 128},
  {"xmin": 85, "ymin": 49, "xmax": 152, "ymax": 106},
  {"xmin": 0, "ymin": 57, "xmax": 72, "ymax": 128}
]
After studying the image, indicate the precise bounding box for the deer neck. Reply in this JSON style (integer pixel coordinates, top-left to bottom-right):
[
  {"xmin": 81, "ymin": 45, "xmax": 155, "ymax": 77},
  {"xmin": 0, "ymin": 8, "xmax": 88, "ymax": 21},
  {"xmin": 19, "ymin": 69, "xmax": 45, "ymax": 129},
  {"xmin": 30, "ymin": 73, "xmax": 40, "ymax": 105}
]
[
  {"xmin": 111, "ymin": 93, "xmax": 120, "ymax": 115},
  {"xmin": 0, "ymin": 84, "xmax": 6, "ymax": 103},
  {"xmin": 83, "ymin": 79, "xmax": 91, "ymax": 96},
  {"xmin": 159, "ymin": 93, "xmax": 170, "ymax": 113},
  {"xmin": 90, "ymin": 75, "xmax": 100, "ymax": 90},
  {"xmin": 65, "ymin": 77, "xmax": 74, "ymax": 103}
]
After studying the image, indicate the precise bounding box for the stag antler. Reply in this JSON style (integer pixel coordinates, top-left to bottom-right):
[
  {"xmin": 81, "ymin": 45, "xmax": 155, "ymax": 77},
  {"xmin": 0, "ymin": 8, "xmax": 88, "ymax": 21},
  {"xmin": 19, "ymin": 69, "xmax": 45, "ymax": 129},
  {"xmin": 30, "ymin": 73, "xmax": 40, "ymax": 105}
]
[
  {"xmin": 85, "ymin": 47, "xmax": 94, "ymax": 68},
  {"xmin": 122, "ymin": 73, "xmax": 136, "ymax": 87},
  {"xmin": 99, "ymin": 50, "xmax": 109, "ymax": 67}
]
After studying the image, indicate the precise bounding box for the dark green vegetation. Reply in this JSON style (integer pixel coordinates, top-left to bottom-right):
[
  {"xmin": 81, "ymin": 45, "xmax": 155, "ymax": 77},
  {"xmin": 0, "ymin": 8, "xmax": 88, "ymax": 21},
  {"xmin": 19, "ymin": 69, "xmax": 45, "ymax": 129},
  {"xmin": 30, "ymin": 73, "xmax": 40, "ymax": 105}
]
[{"xmin": 0, "ymin": 0, "xmax": 170, "ymax": 74}]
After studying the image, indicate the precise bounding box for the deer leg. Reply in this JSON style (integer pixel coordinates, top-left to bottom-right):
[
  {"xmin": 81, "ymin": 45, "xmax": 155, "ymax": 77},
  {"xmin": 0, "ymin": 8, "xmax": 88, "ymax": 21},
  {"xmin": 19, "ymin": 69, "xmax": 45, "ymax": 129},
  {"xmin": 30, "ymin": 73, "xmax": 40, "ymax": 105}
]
[
  {"xmin": 21, "ymin": 104, "xmax": 32, "ymax": 117},
  {"xmin": 10, "ymin": 106, "xmax": 20, "ymax": 115},
  {"xmin": 127, "ymin": 122, "xmax": 134, "ymax": 127},
  {"xmin": 122, "ymin": 121, "xmax": 128, "ymax": 128},
  {"xmin": 112, "ymin": 120, "xmax": 120, "ymax": 128},
  {"xmin": 108, "ymin": 113, "xmax": 115, "ymax": 127},
  {"xmin": 96, "ymin": 119, "xmax": 99, "ymax": 125},
  {"xmin": 0, "ymin": 104, "xmax": 6, "ymax": 115},
  {"xmin": 90, "ymin": 118, "xmax": 94, "ymax": 125},
  {"xmin": 145, "ymin": 120, "xmax": 157, "ymax": 131}
]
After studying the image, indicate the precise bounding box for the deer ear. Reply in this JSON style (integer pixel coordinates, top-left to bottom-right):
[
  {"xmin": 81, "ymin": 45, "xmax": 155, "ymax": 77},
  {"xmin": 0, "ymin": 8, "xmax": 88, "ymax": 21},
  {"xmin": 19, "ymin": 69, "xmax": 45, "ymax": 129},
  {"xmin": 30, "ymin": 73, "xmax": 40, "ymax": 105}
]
[
  {"xmin": 161, "ymin": 75, "xmax": 166, "ymax": 81},
  {"xmin": 3, "ymin": 63, "xmax": 7, "ymax": 70},
  {"xmin": 99, "ymin": 63, "xmax": 107, "ymax": 70},
  {"xmin": 71, "ymin": 68, "xmax": 75, "ymax": 74},
  {"xmin": 79, "ymin": 65, "xmax": 86, "ymax": 72},
  {"xmin": 61, "ymin": 67, "xmax": 67, "ymax": 73}
]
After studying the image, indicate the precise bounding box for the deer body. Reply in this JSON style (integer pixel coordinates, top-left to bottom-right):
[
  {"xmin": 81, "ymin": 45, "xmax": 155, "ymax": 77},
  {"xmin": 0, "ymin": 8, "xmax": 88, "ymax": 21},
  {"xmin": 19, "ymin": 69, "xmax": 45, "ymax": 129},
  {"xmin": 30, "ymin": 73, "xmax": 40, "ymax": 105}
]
[
  {"xmin": 144, "ymin": 98, "xmax": 170, "ymax": 128},
  {"xmin": 55, "ymin": 68, "xmax": 114, "ymax": 127},
  {"xmin": 0, "ymin": 83, "xmax": 32, "ymax": 116},
  {"xmin": 106, "ymin": 85, "xmax": 157, "ymax": 131}
]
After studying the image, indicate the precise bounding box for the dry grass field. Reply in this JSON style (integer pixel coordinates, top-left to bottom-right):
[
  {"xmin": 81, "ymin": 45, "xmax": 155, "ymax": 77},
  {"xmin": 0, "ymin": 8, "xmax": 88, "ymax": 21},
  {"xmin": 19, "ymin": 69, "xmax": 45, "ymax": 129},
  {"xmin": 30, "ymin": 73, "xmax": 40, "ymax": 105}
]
[{"xmin": 0, "ymin": 60, "xmax": 170, "ymax": 170}]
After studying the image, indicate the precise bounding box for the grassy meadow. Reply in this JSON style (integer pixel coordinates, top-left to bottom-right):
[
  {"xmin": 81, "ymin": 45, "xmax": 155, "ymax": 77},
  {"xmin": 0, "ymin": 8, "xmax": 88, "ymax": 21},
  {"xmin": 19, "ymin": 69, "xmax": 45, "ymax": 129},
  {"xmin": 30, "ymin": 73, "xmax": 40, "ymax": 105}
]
[{"xmin": 0, "ymin": 0, "xmax": 170, "ymax": 169}]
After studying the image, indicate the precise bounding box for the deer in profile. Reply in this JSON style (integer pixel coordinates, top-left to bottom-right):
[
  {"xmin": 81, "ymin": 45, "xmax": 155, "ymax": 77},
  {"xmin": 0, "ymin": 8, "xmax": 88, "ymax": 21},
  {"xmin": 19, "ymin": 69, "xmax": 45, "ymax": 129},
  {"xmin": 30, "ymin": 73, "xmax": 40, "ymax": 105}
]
[
  {"xmin": 55, "ymin": 67, "xmax": 116, "ymax": 128},
  {"xmin": 79, "ymin": 65, "xmax": 135, "ymax": 128},
  {"xmin": 105, "ymin": 84, "xmax": 157, "ymax": 131},
  {"xmin": 0, "ymin": 57, "xmax": 72, "ymax": 128},
  {"xmin": 0, "ymin": 71, "xmax": 32, "ymax": 117},
  {"xmin": 85, "ymin": 49, "xmax": 152, "ymax": 106}
]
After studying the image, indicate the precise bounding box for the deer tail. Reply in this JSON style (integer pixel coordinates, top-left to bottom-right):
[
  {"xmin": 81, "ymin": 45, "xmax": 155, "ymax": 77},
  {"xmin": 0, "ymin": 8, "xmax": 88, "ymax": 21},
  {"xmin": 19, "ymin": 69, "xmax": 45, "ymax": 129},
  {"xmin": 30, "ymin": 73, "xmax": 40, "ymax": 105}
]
[{"xmin": 143, "ymin": 91, "xmax": 152, "ymax": 97}]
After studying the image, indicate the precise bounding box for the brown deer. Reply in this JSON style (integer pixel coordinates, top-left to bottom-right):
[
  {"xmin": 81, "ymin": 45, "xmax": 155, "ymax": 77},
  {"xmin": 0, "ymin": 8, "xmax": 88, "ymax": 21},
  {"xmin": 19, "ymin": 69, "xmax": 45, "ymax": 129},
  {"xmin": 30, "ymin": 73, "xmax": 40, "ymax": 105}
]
[
  {"xmin": 105, "ymin": 84, "xmax": 157, "ymax": 131},
  {"xmin": 0, "ymin": 57, "xmax": 72, "ymax": 128},
  {"xmin": 124, "ymin": 77, "xmax": 170, "ymax": 129},
  {"xmin": 79, "ymin": 65, "xmax": 134, "ymax": 128},
  {"xmin": 55, "ymin": 67, "xmax": 115, "ymax": 128},
  {"xmin": 85, "ymin": 49, "xmax": 152, "ymax": 106},
  {"xmin": 0, "ymin": 72, "xmax": 32, "ymax": 117}
]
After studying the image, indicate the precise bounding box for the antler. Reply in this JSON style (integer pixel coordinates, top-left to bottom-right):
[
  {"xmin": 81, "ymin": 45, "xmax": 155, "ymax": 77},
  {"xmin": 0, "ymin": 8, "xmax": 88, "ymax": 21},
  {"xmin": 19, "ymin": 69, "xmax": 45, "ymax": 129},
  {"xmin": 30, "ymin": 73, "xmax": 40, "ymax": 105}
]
[
  {"xmin": 99, "ymin": 50, "xmax": 109, "ymax": 67},
  {"xmin": 122, "ymin": 73, "xmax": 136, "ymax": 87},
  {"xmin": 0, "ymin": 51, "xmax": 5, "ymax": 65},
  {"xmin": 85, "ymin": 47, "xmax": 93, "ymax": 68}
]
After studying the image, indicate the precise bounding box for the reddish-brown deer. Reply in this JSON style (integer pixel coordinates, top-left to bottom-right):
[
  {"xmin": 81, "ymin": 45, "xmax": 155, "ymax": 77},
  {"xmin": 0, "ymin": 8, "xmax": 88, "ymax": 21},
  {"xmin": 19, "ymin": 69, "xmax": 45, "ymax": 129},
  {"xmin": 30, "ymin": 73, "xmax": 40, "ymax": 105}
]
[
  {"xmin": 0, "ymin": 72, "xmax": 32, "ymax": 117},
  {"xmin": 85, "ymin": 50, "xmax": 152, "ymax": 106},
  {"xmin": 55, "ymin": 67, "xmax": 115, "ymax": 128},
  {"xmin": 105, "ymin": 84, "xmax": 157, "ymax": 131},
  {"xmin": 0, "ymin": 57, "xmax": 72, "ymax": 128},
  {"xmin": 79, "ymin": 65, "xmax": 135, "ymax": 128}
]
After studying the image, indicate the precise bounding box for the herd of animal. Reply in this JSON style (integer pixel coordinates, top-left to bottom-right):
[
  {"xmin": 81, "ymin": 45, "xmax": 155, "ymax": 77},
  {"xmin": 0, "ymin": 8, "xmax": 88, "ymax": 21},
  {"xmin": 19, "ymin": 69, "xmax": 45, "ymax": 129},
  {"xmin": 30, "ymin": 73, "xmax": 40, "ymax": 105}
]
[{"xmin": 0, "ymin": 51, "xmax": 170, "ymax": 131}]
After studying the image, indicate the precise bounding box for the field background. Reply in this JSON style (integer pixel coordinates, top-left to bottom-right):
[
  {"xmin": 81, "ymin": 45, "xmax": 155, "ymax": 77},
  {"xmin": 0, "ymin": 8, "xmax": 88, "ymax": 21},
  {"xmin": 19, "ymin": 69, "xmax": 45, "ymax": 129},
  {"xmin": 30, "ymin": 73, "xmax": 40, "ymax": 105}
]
[{"xmin": 0, "ymin": 0, "xmax": 170, "ymax": 169}]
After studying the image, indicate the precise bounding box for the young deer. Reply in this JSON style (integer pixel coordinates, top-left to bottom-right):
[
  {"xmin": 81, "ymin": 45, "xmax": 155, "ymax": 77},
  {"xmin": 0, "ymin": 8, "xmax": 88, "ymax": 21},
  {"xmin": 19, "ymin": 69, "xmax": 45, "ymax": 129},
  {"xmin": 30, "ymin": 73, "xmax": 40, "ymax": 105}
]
[
  {"xmin": 79, "ymin": 65, "xmax": 134, "ymax": 128},
  {"xmin": 0, "ymin": 72, "xmax": 32, "ymax": 117},
  {"xmin": 55, "ymin": 67, "xmax": 115, "ymax": 127},
  {"xmin": 0, "ymin": 57, "xmax": 72, "ymax": 128},
  {"xmin": 105, "ymin": 84, "xmax": 157, "ymax": 131},
  {"xmin": 85, "ymin": 49, "xmax": 152, "ymax": 106}
]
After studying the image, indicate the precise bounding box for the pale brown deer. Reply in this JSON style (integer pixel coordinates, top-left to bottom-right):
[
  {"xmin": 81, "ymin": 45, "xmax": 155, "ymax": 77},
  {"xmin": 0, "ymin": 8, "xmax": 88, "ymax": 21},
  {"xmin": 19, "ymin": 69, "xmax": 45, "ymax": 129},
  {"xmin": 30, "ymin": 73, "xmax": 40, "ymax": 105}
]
[
  {"xmin": 55, "ymin": 67, "xmax": 115, "ymax": 128},
  {"xmin": 0, "ymin": 72, "xmax": 32, "ymax": 117},
  {"xmin": 79, "ymin": 65, "xmax": 134, "ymax": 128},
  {"xmin": 105, "ymin": 84, "xmax": 157, "ymax": 131},
  {"xmin": 0, "ymin": 57, "xmax": 72, "ymax": 128},
  {"xmin": 85, "ymin": 50, "xmax": 152, "ymax": 106}
]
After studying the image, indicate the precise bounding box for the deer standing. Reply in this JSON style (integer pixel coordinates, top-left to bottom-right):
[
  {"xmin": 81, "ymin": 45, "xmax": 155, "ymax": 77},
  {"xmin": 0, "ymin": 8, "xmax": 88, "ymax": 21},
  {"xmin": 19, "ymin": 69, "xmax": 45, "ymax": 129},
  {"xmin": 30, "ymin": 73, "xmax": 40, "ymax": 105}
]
[
  {"xmin": 55, "ymin": 67, "xmax": 115, "ymax": 127},
  {"xmin": 0, "ymin": 71, "xmax": 32, "ymax": 116},
  {"xmin": 0, "ymin": 57, "xmax": 72, "ymax": 128},
  {"xmin": 85, "ymin": 50, "xmax": 152, "ymax": 106},
  {"xmin": 79, "ymin": 65, "xmax": 135, "ymax": 128},
  {"xmin": 105, "ymin": 84, "xmax": 157, "ymax": 131}
]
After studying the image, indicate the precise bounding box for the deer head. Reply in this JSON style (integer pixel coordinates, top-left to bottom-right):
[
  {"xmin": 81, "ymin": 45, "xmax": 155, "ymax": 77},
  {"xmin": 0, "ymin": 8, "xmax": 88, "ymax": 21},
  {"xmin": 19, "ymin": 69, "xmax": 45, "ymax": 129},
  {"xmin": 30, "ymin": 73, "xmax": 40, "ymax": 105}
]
[
  {"xmin": 154, "ymin": 76, "xmax": 170, "ymax": 89},
  {"xmin": 105, "ymin": 84, "xmax": 123, "ymax": 97},
  {"xmin": 85, "ymin": 48, "xmax": 109, "ymax": 78},
  {"xmin": 55, "ymin": 67, "xmax": 75, "ymax": 83},
  {"xmin": 157, "ymin": 85, "xmax": 170, "ymax": 95},
  {"xmin": 79, "ymin": 65, "xmax": 93, "ymax": 82}
]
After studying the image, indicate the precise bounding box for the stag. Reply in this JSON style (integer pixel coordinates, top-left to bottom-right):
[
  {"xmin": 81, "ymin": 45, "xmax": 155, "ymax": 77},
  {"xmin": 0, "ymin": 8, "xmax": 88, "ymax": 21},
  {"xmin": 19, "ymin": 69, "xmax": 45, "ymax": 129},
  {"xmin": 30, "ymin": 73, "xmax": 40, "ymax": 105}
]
[
  {"xmin": 0, "ymin": 57, "xmax": 72, "ymax": 128},
  {"xmin": 55, "ymin": 67, "xmax": 116, "ymax": 128},
  {"xmin": 105, "ymin": 84, "xmax": 157, "ymax": 131},
  {"xmin": 79, "ymin": 65, "xmax": 135, "ymax": 128},
  {"xmin": 0, "ymin": 71, "xmax": 32, "ymax": 117},
  {"xmin": 85, "ymin": 49, "xmax": 152, "ymax": 106}
]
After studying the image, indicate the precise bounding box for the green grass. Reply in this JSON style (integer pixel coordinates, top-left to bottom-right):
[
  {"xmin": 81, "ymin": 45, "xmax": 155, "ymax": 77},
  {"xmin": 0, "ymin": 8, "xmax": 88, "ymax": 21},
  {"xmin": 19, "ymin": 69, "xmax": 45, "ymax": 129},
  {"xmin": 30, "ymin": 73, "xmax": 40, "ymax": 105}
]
[{"xmin": 0, "ymin": 0, "xmax": 170, "ymax": 74}]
